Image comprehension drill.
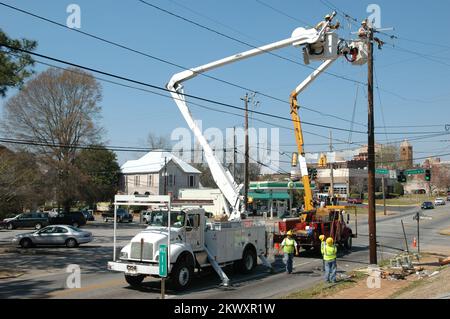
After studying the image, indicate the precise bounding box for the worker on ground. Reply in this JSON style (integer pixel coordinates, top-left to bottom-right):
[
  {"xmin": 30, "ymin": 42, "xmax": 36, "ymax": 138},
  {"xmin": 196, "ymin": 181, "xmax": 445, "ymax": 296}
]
[
  {"xmin": 322, "ymin": 237, "xmax": 338, "ymax": 283},
  {"xmin": 358, "ymin": 19, "xmax": 384, "ymax": 50},
  {"xmin": 319, "ymin": 234, "xmax": 326, "ymax": 271},
  {"xmin": 281, "ymin": 230, "xmax": 299, "ymax": 274}
]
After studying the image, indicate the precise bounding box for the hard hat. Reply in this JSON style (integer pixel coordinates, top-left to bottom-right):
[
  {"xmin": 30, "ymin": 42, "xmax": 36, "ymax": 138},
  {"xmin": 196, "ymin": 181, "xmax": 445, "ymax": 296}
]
[
  {"xmin": 319, "ymin": 235, "xmax": 325, "ymax": 241},
  {"xmin": 326, "ymin": 237, "xmax": 334, "ymax": 245},
  {"xmin": 361, "ymin": 19, "xmax": 367, "ymax": 25},
  {"xmin": 287, "ymin": 230, "xmax": 294, "ymax": 236},
  {"xmin": 325, "ymin": 14, "xmax": 331, "ymax": 20}
]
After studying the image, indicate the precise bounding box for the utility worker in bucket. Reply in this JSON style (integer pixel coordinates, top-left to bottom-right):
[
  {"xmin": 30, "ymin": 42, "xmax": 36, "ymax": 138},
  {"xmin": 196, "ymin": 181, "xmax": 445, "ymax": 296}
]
[
  {"xmin": 281, "ymin": 230, "xmax": 299, "ymax": 274},
  {"xmin": 315, "ymin": 14, "xmax": 340, "ymax": 32},
  {"xmin": 319, "ymin": 235, "xmax": 326, "ymax": 271},
  {"xmin": 322, "ymin": 237, "xmax": 338, "ymax": 283}
]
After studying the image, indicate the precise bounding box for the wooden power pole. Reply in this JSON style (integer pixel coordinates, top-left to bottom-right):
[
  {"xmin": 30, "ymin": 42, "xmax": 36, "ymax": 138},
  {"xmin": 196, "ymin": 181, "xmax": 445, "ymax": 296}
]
[
  {"xmin": 367, "ymin": 27, "xmax": 377, "ymax": 265},
  {"xmin": 241, "ymin": 93, "xmax": 250, "ymax": 212}
]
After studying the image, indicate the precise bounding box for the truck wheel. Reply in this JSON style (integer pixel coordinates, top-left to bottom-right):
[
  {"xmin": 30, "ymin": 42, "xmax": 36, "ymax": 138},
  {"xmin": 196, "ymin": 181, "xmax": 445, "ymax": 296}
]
[
  {"xmin": 125, "ymin": 274, "xmax": 145, "ymax": 288},
  {"xmin": 72, "ymin": 222, "xmax": 79, "ymax": 228},
  {"xmin": 171, "ymin": 259, "xmax": 194, "ymax": 291},
  {"xmin": 103, "ymin": 218, "xmax": 108, "ymax": 222},
  {"xmin": 7, "ymin": 223, "xmax": 14, "ymax": 230},
  {"xmin": 239, "ymin": 247, "xmax": 257, "ymax": 274},
  {"xmin": 35, "ymin": 223, "xmax": 42, "ymax": 230},
  {"xmin": 344, "ymin": 236, "xmax": 352, "ymax": 250}
]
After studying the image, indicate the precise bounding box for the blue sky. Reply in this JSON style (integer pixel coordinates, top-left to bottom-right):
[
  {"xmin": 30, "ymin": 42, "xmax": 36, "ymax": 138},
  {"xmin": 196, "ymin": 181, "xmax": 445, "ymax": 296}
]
[{"xmin": 1, "ymin": 0, "xmax": 450, "ymax": 171}]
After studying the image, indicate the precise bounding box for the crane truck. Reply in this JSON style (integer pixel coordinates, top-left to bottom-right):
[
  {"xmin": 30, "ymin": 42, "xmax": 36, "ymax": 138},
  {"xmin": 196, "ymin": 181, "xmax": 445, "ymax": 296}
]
[
  {"xmin": 275, "ymin": 12, "xmax": 367, "ymax": 252},
  {"xmin": 108, "ymin": 12, "xmax": 363, "ymax": 290}
]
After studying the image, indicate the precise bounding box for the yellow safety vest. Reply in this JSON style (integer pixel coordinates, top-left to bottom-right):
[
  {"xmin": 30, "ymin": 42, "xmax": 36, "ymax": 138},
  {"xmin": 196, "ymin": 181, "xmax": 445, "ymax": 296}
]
[
  {"xmin": 282, "ymin": 237, "xmax": 296, "ymax": 254},
  {"xmin": 321, "ymin": 244, "xmax": 337, "ymax": 261}
]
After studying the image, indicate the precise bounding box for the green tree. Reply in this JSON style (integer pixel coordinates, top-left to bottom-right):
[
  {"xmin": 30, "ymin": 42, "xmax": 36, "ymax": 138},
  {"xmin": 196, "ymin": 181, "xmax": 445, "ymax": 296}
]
[
  {"xmin": 75, "ymin": 146, "xmax": 120, "ymax": 206},
  {"xmin": 0, "ymin": 29, "xmax": 37, "ymax": 97}
]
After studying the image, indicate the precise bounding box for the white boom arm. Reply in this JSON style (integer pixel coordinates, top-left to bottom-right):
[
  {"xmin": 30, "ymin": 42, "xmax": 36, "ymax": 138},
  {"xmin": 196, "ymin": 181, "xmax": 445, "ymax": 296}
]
[{"xmin": 167, "ymin": 14, "xmax": 336, "ymax": 220}]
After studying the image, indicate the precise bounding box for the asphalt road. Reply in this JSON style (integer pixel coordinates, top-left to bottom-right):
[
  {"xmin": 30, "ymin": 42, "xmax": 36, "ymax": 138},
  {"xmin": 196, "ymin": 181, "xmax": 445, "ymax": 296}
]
[{"xmin": 0, "ymin": 205, "xmax": 449, "ymax": 299}]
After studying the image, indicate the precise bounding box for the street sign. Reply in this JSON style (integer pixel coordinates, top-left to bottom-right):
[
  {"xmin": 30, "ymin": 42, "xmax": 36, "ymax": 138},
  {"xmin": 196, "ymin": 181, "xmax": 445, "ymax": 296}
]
[
  {"xmin": 375, "ymin": 168, "xmax": 389, "ymax": 175},
  {"xmin": 159, "ymin": 244, "xmax": 167, "ymax": 277},
  {"xmin": 405, "ymin": 168, "xmax": 425, "ymax": 175}
]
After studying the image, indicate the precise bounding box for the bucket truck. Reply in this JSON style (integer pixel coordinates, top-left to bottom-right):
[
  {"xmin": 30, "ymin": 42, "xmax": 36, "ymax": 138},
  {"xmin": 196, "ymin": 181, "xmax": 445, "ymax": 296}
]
[
  {"xmin": 108, "ymin": 12, "xmax": 363, "ymax": 290},
  {"xmin": 278, "ymin": 15, "xmax": 367, "ymax": 252}
]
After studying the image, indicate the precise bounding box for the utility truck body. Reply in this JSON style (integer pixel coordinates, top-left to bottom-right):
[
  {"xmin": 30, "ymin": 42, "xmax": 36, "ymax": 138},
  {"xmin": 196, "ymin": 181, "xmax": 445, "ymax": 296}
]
[{"xmin": 108, "ymin": 201, "xmax": 268, "ymax": 290}]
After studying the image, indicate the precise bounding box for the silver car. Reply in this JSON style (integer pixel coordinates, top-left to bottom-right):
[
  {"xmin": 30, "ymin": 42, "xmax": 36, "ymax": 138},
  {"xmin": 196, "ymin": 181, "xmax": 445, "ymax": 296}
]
[{"xmin": 12, "ymin": 225, "xmax": 93, "ymax": 248}]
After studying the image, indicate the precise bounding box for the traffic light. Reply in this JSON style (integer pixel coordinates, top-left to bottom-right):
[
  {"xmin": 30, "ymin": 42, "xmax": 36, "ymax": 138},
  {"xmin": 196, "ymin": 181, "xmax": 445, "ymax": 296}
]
[
  {"xmin": 291, "ymin": 152, "xmax": 298, "ymax": 167},
  {"xmin": 425, "ymin": 169, "xmax": 431, "ymax": 182},
  {"xmin": 312, "ymin": 168, "xmax": 318, "ymax": 180},
  {"xmin": 308, "ymin": 168, "xmax": 318, "ymax": 180},
  {"xmin": 397, "ymin": 171, "xmax": 406, "ymax": 183}
]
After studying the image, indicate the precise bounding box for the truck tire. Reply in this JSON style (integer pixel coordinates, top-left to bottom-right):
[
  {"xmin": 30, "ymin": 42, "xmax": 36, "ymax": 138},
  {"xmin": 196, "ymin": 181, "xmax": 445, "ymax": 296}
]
[
  {"xmin": 238, "ymin": 246, "xmax": 257, "ymax": 274},
  {"xmin": 7, "ymin": 223, "xmax": 14, "ymax": 230},
  {"xmin": 35, "ymin": 223, "xmax": 42, "ymax": 230},
  {"xmin": 171, "ymin": 257, "xmax": 194, "ymax": 291},
  {"xmin": 344, "ymin": 236, "xmax": 352, "ymax": 250},
  {"xmin": 125, "ymin": 274, "xmax": 145, "ymax": 288}
]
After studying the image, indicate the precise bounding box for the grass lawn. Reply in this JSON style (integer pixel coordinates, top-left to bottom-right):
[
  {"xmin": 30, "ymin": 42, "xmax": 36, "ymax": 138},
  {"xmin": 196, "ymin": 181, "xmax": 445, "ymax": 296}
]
[{"xmin": 284, "ymin": 271, "xmax": 367, "ymax": 299}]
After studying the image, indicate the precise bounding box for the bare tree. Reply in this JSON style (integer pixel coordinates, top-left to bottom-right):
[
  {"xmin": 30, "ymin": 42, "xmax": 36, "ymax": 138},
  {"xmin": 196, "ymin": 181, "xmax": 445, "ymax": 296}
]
[
  {"xmin": 147, "ymin": 132, "xmax": 171, "ymax": 149},
  {"xmin": 2, "ymin": 67, "xmax": 103, "ymax": 212}
]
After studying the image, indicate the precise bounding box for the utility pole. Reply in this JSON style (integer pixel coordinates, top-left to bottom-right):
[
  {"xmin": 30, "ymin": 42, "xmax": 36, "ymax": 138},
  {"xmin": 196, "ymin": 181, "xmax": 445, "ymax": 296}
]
[
  {"xmin": 233, "ymin": 126, "xmax": 237, "ymax": 180},
  {"xmin": 329, "ymin": 130, "xmax": 335, "ymax": 202},
  {"xmin": 241, "ymin": 93, "xmax": 250, "ymax": 212},
  {"xmin": 382, "ymin": 175, "xmax": 387, "ymax": 216},
  {"xmin": 367, "ymin": 26, "xmax": 377, "ymax": 265},
  {"xmin": 164, "ymin": 156, "xmax": 167, "ymax": 195}
]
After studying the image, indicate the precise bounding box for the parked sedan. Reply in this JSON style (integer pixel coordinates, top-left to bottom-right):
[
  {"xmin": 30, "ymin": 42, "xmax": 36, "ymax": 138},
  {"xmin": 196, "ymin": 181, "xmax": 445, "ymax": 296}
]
[
  {"xmin": 421, "ymin": 201, "xmax": 434, "ymax": 210},
  {"xmin": 434, "ymin": 198, "xmax": 446, "ymax": 206},
  {"xmin": 12, "ymin": 225, "xmax": 93, "ymax": 248}
]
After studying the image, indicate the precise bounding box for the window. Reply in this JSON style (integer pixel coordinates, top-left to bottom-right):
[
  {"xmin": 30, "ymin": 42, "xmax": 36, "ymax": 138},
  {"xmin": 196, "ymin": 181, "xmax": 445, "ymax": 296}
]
[
  {"xmin": 168, "ymin": 174, "xmax": 174, "ymax": 187},
  {"xmin": 147, "ymin": 174, "xmax": 152, "ymax": 187},
  {"xmin": 55, "ymin": 227, "xmax": 68, "ymax": 234},
  {"xmin": 134, "ymin": 175, "xmax": 140, "ymax": 187},
  {"xmin": 188, "ymin": 175, "xmax": 195, "ymax": 187}
]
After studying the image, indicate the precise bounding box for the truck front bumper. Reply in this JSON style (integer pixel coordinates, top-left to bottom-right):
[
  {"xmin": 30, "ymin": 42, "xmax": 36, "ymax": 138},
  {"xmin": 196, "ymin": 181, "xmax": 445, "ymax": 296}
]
[{"xmin": 107, "ymin": 261, "xmax": 159, "ymax": 275}]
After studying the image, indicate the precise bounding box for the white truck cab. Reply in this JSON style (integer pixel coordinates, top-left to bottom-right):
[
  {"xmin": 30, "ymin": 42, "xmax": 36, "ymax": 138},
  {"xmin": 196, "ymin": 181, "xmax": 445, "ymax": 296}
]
[{"xmin": 108, "ymin": 207, "xmax": 269, "ymax": 290}]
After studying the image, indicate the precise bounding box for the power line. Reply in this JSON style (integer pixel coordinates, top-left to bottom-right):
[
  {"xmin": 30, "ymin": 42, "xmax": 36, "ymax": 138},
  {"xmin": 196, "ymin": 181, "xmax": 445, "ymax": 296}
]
[
  {"xmin": 5, "ymin": 45, "xmax": 443, "ymax": 138},
  {"xmin": 0, "ymin": 44, "xmax": 371, "ymax": 135},
  {"xmin": 0, "ymin": 1, "xmax": 366, "ymax": 128},
  {"xmin": 136, "ymin": 0, "xmax": 367, "ymax": 86},
  {"xmin": 255, "ymin": 0, "xmax": 313, "ymax": 27}
]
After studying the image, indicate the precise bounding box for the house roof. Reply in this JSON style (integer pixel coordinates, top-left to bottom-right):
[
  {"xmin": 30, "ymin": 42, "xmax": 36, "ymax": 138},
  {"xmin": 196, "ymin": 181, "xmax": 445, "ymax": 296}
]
[{"xmin": 121, "ymin": 150, "xmax": 201, "ymax": 174}]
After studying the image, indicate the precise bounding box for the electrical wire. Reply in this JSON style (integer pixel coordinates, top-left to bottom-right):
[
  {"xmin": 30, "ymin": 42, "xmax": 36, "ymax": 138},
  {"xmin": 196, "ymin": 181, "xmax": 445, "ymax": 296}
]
[
  {"xmin": 0, "ymin": 44, "xmax": 371, "ymax": 136},
  {"xmin": 0, "ymin": 1, "xmax": 367, "ymax": 128}
]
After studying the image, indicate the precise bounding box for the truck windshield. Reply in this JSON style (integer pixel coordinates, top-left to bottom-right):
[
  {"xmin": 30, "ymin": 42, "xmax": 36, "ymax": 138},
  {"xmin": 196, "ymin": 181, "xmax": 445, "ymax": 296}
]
[{"xmin": 147, "ymin": 211, "xmax": 185, "ymax": 228}]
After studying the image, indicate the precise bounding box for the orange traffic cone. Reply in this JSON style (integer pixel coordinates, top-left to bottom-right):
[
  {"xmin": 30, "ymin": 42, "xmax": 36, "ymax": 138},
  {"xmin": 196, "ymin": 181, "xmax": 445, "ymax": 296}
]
[{"xmin": 412, "ymin": 237, "xmax": 417, "ymax": 248}]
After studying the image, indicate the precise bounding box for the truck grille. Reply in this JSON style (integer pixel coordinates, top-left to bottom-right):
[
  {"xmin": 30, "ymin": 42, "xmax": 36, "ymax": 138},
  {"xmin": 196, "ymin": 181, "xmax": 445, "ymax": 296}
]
[{"xmin": 130, "ymin": 242, "xmax": 153, "ymax": 261}]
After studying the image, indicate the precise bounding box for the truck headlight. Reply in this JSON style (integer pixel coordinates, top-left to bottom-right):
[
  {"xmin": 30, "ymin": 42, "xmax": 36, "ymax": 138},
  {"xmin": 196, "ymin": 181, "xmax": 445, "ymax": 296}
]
[{"xmin": 120, "ymin": 251, "xmax": 128, "ymax": 259}]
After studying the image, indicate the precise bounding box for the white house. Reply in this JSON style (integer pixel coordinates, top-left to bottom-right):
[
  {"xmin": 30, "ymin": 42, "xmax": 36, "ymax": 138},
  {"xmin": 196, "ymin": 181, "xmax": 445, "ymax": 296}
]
[{"xmin": 120, "ymin": 150, "xmax": 201, "ymax": 197}]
